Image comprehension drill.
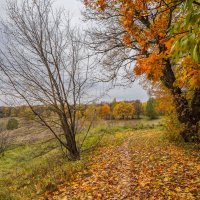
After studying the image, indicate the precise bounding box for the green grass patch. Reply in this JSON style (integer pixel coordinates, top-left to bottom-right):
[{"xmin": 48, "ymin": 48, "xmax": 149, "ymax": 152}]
[{"xmin": 0, "ymin": 125, "xmax": 132, "ymax": 200}]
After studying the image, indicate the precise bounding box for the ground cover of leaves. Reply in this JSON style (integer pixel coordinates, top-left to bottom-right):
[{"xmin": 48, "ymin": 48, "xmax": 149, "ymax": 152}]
[{"xmin": 45, "ymin": 130, "xmax": 200, "ymax": 199}]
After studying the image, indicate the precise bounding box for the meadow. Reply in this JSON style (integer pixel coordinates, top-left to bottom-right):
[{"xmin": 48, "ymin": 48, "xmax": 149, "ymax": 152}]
[{"xmin": 0, "ymin": 117, "xmax": 164, "ymax": 199}]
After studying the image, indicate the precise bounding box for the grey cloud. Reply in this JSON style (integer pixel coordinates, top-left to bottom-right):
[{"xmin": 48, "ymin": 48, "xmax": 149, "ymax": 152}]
[{"xmin": 0, "ymin": 0, "xmax": 148, "ymax": 103}]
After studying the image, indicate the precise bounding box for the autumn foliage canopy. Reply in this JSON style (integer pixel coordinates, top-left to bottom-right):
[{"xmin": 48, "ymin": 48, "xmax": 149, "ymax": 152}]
[
  {"xmin": 85, "ymin": 0, "xmax": 199, "ymax": 87},
  {"xmin": 85, "ymin": 0, "xmax": 200, "ymax": 142}
]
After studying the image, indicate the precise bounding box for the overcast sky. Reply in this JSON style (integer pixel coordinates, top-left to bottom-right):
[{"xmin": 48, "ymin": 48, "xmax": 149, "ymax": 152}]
[{"xmin": 0, "ymin": 0, "xmax": 149, "ymax": 103}]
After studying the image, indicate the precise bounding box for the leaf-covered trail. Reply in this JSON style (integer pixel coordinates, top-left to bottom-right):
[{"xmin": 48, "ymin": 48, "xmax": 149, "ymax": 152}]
[
  {"xmin": 57, "ymin": 136, "xmax": 134, "ymax": 199},
  {"xmin": 46, "ymin": 130, "xmax": 200, "ymax": 199},
  {"xmin": 129, "ymin": 131, "xmax": 200, "ymax": 199}
]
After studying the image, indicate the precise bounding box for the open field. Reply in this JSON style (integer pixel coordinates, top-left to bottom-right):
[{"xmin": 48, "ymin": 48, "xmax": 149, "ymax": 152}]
[
  {"xmin": 1, "ymin": 117, "xmax": 200, "ymax": 199},
  {"xmin": 0, "ymin": 117, "xmax": 164, "ymax": 146},
  {"xmin": 0, "ymin": 117, "xmax": 164, "ymax": 199}
]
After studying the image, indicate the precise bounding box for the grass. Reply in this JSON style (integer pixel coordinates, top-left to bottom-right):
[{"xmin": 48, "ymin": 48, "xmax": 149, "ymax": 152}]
[
  {"xmin": 0, "ymin": 118, "xmax": 163, "ymax": 199},
  {"xmin": 0, "ymin": 127, "xmax": 129, "ymax": 199},
  {"xmin": 0, "ymin": 140, "xmax": 61, "ymax": 199}
]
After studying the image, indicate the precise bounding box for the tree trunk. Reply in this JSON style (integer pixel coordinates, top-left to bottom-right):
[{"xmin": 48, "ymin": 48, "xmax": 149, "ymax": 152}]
[
  {"xmin": 61, "ymin": 117, "xmax": 80, "ymax": 161},
  {"xmin": 68, "ymin": 148, "xmax": 80, "ymax": 161},
  {"xmin": 64, "ymin": 127, "xmax": 80, "ymax": 160},
  {"xmin": 161, "ymin": 59, "xmax": 200, "ymax": 142},
  {"xmin": 67, "ymin": 134, "xmax": 80, "ymax": 161}
]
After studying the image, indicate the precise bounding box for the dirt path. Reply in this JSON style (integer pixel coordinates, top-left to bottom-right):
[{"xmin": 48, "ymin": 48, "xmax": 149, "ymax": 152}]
[
  {"xmin": 54, "ymin": 138, "xmax": 134, "ymax": 200},
  {"xmin": 46, "ymin": 130, "xmax": 200, "ymax": 200},
  {"xmin": 129, "ymin": 130, "xmax": 200, "ymax": 199}
]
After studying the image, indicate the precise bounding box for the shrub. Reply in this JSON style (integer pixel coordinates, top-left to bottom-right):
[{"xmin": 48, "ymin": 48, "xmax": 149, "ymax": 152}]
[{"xmin": 7, "ymin": 118, "xmax": 19, "ymax": 130}]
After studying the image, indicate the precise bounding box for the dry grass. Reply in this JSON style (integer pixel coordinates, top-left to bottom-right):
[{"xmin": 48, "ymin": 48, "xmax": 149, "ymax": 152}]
[{"xmin": 0, "ymin": 117, "xmax": 164, "ymax": 199}]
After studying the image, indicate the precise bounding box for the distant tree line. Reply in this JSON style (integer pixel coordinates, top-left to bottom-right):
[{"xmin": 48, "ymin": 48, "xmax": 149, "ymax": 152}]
[
  {"xmin": 96, "ymin": 98, "xmax": 163, "ymax": 120},
  {"xmin": 0, "ymin": 97, "xmax": 164, "ymax": 121}
]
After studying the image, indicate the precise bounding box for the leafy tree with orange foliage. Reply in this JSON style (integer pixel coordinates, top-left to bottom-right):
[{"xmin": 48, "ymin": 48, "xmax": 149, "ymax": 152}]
[
  {"xmin": 100, "ymin": 104, "xmax": 111, "ymax": 119},
  {"xmin": 85, "ymin": 0, "xmax": 200, "ymax": 142},
  {"xmin": 113, "ymin": 102, "xmax": 135, "ymax": 119},
  {"xmin": 155, "ymin": 98, "xmax": 169, "ymax": 116}
]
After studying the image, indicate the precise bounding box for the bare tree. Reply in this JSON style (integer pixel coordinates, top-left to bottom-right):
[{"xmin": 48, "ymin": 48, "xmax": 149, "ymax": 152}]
[
  {"xmin": 0, "ymin": 0, "xmax": 97, "ymax": 160},
  {"xmin": 83, "ymin": 5, "xmax": 137, "ymax": 86}
]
